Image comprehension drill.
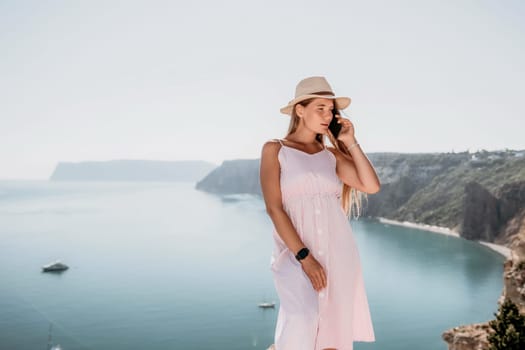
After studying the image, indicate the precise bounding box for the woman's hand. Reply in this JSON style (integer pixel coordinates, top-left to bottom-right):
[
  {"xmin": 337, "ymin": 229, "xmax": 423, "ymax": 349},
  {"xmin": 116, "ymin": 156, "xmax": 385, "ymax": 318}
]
[
  {"xmin": 333, "ymin": 113, "xmax": 357, "ymax": 145},
  {"xmin": 300, "ymin": 254, "xmax": 327, "ymax": 291}
]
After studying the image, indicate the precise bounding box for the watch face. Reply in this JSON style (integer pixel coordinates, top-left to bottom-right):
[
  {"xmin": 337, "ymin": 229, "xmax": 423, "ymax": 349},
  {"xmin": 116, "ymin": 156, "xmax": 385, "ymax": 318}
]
[{"xmin": 296, "ymin": 248, "xmax": 309, "ymax": 260}]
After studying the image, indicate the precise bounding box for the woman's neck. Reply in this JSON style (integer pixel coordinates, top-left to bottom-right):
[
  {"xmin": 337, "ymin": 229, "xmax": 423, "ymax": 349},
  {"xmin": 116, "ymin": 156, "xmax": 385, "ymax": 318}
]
[{"xmin": 285, "ymin": 130, "xmax": 320, "ymax": 145}]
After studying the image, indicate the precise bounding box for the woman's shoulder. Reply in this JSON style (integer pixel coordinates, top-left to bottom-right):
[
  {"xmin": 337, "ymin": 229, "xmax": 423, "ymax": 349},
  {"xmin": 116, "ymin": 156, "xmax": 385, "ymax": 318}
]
[{"xmin": 261, "ymin": 139, "xmax": 283, "ymax": 158}]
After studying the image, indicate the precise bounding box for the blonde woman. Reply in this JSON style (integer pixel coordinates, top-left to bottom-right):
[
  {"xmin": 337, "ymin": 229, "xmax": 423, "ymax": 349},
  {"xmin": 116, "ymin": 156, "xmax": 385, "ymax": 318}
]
[{"xmin": 259, "ymin": 76, "xmax": 380, "ymax": 350}]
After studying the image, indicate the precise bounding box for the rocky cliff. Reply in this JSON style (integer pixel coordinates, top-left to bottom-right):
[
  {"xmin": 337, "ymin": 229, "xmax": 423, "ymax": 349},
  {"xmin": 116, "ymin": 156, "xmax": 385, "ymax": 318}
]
[
  {"xmin": 462, "ymin": 181, "xmax": 525, "ymax": 243},
  {"xmin": 367, "ymin": 151, "xmax": 525, "ymax": 230},
  {"xmin": 195, "ymin": 159, "xmax": 261, "ymax": 195}
]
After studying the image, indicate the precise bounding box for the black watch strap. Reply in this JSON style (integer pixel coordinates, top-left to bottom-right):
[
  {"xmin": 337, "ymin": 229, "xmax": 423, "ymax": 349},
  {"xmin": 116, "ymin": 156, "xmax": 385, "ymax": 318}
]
[{"xmin": 295, "ymin": 247, "xmax": 310, "ymax": 261}]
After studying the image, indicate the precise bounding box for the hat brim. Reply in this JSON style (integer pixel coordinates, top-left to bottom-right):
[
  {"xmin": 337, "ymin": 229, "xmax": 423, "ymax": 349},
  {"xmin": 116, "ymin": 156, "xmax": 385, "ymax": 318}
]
[{"xmin": 279, "ymin": 95, "xmax": 351, "ymax": 115}]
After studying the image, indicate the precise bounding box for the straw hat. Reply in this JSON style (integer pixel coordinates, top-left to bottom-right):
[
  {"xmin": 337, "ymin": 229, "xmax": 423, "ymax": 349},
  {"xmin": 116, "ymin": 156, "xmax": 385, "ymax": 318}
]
[{"xmin": 279, "ymin": 76, "xmax": 351, "ymax": 115}]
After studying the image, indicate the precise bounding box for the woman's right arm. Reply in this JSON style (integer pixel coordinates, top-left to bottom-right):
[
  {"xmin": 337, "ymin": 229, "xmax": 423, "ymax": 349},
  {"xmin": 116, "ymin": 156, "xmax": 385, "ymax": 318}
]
[{"xmin": 259, "ymin": 140, "xmax": 327, "ymax": 291}]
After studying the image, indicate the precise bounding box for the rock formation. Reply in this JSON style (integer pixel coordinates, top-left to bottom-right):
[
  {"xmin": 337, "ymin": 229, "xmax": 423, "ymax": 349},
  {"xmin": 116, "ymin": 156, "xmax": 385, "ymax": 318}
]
[
  {"xmin": 195, "ymin": 159, "xmax": 261, "ymax": 195},
  {"xmin": 462, "ymin": 181, "xmax": 500, "ymax": 241}
]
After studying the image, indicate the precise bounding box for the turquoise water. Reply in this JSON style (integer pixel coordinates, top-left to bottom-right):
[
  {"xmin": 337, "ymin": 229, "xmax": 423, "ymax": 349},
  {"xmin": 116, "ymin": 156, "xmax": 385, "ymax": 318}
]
[{"xmin": 0, "ymin": 181, "xmax": 505, "ymax": 349}]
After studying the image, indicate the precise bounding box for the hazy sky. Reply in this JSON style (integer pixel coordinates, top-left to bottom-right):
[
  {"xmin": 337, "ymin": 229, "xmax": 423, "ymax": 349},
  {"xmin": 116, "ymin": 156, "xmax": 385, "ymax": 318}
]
[{"xmin": 1, "ymin": 0, "xmax": 524, "ymax": 179}]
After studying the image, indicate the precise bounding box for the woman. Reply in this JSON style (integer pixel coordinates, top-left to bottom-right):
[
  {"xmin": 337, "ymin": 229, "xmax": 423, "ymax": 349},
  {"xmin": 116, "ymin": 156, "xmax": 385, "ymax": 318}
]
[{"xmin": 259, "ymin": 76, "xmax": 381, "ymax": 350}]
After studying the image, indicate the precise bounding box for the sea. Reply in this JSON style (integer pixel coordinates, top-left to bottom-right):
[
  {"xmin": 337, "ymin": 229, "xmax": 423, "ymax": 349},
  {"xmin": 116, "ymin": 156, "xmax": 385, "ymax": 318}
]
[{"xmin": 0, "ymin": 180, "xmax": 506, "ymax": 350}]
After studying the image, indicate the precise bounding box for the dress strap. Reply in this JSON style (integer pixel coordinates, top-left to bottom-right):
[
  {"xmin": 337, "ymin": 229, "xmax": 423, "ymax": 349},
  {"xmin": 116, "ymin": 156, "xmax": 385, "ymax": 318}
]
[{"xmin": 273, "ymin": 138, "xmax": 284, "ymax": 146}]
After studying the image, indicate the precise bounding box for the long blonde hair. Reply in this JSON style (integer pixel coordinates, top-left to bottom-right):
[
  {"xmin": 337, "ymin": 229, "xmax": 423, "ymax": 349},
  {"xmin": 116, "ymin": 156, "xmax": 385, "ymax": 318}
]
[{"xmin": 284, "ymin": 98, "xmax": 367, "ymax": 219}]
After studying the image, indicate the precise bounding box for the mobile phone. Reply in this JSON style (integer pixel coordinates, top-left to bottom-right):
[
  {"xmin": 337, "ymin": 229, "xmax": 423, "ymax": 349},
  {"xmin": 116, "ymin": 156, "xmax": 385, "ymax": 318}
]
[{"xmin": 328, "ymin": 108, "xmax": 342, "ymax": 138}]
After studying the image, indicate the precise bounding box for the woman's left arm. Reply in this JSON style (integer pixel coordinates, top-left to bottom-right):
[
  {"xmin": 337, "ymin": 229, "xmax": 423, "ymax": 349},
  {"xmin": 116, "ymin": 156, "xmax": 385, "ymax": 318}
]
[{"xmin": 329, "ymin": 115, "xmax": 381, "ymax": 194}]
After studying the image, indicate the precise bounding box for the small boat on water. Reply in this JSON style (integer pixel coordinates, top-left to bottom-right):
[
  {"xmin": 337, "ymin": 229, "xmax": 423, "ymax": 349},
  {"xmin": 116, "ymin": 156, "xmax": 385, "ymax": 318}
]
[
  {"xmin": 42, "ymin": 260, "xmax": 69, "ymax": 272},
  {"xmin": 258, "ymin": 301, "xmax": 276, "ymax": 309}
]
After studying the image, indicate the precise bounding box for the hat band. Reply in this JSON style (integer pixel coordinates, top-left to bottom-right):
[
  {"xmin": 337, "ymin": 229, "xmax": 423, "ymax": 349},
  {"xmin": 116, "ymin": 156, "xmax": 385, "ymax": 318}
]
[{"xmin": 303, "ymin": 90, "xmax": 334, "ymax": 97}]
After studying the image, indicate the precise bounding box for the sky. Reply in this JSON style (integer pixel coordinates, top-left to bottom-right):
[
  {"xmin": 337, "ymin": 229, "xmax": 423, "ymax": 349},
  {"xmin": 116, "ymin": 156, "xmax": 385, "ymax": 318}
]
[{"xmin": 1, "ymin": 0, "xmax": 524, "ymax": 179}]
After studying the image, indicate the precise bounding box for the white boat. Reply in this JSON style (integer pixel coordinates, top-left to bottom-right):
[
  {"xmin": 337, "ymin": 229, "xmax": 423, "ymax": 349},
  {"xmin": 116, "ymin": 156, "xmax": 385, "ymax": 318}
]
[
  {"xmin": 42, "ymin": 260, "xmax": 69, "ymax": 272},
  {"xmin": 258, "ymin": 301, "xmax": 276, "ymax": 309}
]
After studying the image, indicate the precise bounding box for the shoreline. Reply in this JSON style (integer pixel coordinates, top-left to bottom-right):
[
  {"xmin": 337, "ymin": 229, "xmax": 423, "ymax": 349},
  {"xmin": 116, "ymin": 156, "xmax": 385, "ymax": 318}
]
[{"xmin": 376, "ymin": 217, "xmax": 512, "ymax": 259}]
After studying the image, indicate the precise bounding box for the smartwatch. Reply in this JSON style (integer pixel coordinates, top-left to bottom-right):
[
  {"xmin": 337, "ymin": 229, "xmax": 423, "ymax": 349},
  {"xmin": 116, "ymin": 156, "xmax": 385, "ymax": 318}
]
[{"xmin": 295, "ymin": 247, "xmax": 310, "ymax": 261}]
